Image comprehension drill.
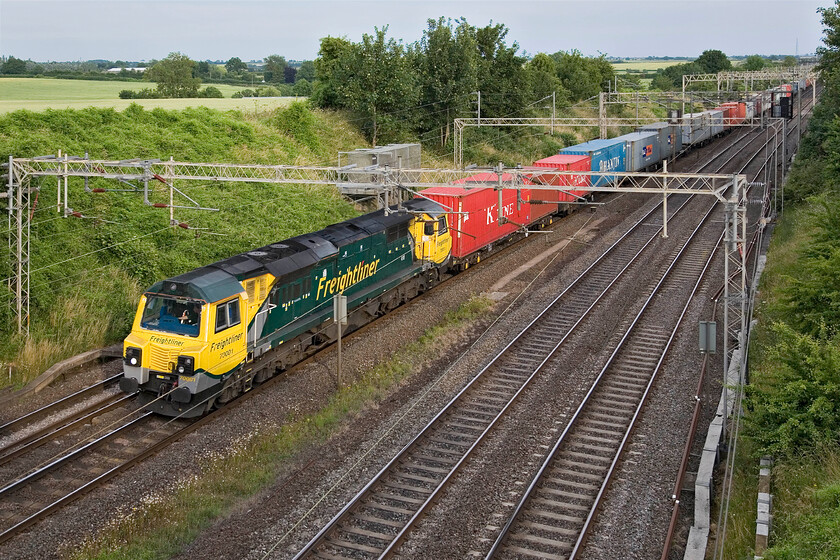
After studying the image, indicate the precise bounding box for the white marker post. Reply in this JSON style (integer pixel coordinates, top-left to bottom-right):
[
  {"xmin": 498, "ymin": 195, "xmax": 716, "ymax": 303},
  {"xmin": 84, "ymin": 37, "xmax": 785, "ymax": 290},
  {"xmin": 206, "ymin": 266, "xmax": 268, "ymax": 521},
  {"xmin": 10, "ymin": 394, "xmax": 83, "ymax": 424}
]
[{"xmin": 334, "ymin": 294, "xmax": 347, "ymax": 388}]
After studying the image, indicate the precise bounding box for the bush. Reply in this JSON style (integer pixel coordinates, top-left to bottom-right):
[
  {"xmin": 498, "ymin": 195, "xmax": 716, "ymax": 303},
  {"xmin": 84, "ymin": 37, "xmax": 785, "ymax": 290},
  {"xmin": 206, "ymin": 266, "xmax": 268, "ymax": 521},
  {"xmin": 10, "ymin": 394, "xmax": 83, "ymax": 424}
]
[
  {"xmin": 256, "ymin": 86, "xmax": 281, "ymax": 97},
  {"xmin": 745, "ymin": 323, "xmax": 840, "ymax": 456},
  {"xmin": 273, "ymin": 101, "xmax": 318, "ymax": 150},
  {"xmin": 117, "ymin": 88, "xmax": 160, "ymax": 100},
  {"xmin": 198, "ymin": 86, "xmax": 224, "ymax": 98}
]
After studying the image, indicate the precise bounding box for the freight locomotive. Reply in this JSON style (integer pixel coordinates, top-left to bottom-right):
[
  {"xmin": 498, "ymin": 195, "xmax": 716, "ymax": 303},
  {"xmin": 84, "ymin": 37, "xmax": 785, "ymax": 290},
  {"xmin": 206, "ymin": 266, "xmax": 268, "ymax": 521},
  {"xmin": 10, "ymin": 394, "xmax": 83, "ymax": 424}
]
[{"xmin": 121, "ymin": 78, "xmax": 812, "ymax": 416}]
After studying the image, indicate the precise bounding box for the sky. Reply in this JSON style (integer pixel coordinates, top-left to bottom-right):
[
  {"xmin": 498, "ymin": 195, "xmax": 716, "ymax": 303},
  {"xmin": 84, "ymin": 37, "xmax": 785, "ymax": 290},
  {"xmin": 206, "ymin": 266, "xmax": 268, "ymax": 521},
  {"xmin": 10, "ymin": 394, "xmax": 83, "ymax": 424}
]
[{"xmin": 0, "ymin": 0, "xmax": 828, "ymax": 62}]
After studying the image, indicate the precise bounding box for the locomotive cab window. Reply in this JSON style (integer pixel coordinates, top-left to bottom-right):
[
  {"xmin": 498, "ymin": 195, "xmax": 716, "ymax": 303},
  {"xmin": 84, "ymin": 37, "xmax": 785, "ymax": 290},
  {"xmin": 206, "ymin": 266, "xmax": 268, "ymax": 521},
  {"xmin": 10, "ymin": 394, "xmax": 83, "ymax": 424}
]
[
  {"xmin": 438, "ymin": 216, "xmax": 448, "ymax": 234},
  {"xmin": 215, "ymin": 299, "xmax": 241, "ymax": 333},
  {"xmin": 140, "ymin": 296, "xmax": 202, "ymax": 337},
  {"xmin": 424, "ymin": 221, "xmax": 435, "ymax": 236}
]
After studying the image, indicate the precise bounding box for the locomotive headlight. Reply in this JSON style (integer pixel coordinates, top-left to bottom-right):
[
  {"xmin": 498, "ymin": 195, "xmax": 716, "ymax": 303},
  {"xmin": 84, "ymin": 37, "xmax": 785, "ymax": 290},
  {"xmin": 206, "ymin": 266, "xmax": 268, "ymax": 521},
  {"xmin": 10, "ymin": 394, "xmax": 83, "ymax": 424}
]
[
  {"xmin": 176, "ymin": 355, "xmax": 195, "ymax": 376},
  {"xmin": 124, "ymin": 347, "xmax": 141, "ymax": 367}
]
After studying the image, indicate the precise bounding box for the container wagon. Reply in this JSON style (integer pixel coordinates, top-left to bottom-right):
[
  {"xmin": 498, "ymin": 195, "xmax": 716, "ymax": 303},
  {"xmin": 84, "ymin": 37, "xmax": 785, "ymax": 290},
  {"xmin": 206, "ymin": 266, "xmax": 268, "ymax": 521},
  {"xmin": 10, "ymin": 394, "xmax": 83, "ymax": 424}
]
[
  {"xmin": 559, "ymin": 138, "xmax": 626, "ymax": 187},
  {"xmin": 421, "ymin": 173, "xmax": 555, "ymax": 267},
  {"xmin": 637, "ymin": 122, "xmax": 683, "ymax": 161},
  {"xmin": 619, "ymin": 131, "xmax": 662, "ymax": 172},
  {"xmin": 526, "ymin": 154, "xmax": 591, "ymax": 208}
]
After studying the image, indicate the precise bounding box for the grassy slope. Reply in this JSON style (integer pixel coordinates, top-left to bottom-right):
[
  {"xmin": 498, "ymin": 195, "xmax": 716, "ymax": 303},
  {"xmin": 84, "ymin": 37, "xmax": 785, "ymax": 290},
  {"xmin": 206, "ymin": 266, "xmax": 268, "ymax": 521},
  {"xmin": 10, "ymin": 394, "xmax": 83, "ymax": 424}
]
[
  {"xmin": 718, "ymin": 204, "xmax": 818, "ymax": 558},
  {"xmin": 722, "ymin": 201, "xmax": 840, "ymax": 558},
  {"xmin": 0, "ymin": 104, "xmax": 370, "ymax": 384}
]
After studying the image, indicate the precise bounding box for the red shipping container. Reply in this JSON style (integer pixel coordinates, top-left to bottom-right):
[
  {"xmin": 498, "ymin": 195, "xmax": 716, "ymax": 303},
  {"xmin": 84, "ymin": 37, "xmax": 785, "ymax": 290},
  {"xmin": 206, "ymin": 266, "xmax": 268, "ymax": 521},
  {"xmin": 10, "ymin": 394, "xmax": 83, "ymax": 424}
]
[
  {"xmin": 720, "ymin": 103, "xmax": 737, "ymax": 125},
  {"xmin": 526, "ymin": 154, "xmax": 592, "ymax": 203},
  {"xmin": 715, "ymin": 105, "xmax": 735, "ymax": 127},
  {"xmin": 421, "ymin": 174, "xmax": 551, "ymax": 259},
  {"xmin": 722, "ymin": 102, "xmax": 746, "ymax": 124}
]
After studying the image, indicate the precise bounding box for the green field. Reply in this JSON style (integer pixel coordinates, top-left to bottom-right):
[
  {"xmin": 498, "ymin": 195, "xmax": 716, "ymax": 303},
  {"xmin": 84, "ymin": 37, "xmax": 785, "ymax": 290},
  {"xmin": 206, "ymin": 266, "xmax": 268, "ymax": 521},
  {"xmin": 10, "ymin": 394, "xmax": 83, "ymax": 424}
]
[
  {"xmin": 0, "ymin": 77, "xmax": 298, "ymax": 113},
  {"xmin": 612, "ymin": 59, "xmax": 690, "ymax": 73}
]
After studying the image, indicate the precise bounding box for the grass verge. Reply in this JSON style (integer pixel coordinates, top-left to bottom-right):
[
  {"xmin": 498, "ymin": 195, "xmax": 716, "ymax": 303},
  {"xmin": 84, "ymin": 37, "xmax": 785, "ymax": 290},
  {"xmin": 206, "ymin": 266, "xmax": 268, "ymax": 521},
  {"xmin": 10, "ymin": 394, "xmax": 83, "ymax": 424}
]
[
  {"xmin": 717, "ymin": 202, "xmax": 825, "ymax": 558},
  {"xmin": 69, "ymin": 295, "xmax": 493, "ymax": 560}
]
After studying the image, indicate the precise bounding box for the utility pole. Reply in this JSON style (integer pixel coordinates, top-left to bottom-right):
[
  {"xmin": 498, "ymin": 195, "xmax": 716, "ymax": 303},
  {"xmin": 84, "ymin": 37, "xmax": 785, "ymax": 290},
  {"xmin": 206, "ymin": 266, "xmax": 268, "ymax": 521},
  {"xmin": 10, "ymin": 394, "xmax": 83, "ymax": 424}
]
[
  {"xmin": 334, "ymin": 294, "xmax": 347, "ymax": 388},
  {"xmin": 551, "ymin": 91, "xmax": 556, "ymax": 136}
]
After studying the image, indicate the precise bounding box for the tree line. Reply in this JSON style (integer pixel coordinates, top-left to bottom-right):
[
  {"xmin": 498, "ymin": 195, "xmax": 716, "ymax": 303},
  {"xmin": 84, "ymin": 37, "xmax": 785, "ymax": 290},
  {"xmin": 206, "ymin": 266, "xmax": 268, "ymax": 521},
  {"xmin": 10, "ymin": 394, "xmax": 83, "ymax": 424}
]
[
  {"xmin": 311, "ymin": 18, "xmax": 614, "ymax": 146},
  {"xmin": 744, "ymin": 3, "xmax": 840, "ymax": 457}
]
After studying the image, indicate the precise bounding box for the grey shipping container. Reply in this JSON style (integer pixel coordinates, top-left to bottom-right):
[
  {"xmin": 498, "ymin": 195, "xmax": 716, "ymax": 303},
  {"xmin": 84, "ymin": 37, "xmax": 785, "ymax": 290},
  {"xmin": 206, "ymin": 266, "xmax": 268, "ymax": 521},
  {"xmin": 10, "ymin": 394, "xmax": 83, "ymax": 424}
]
[
  {"xmin": 637, "ymin": 122, "xmax": 682, "ymax": 161},
  {"xmin": 703, "ymin": 110, "xmax": 724, "ymax": 136},
  {"xmin": 681, "ymin": 113, "xmax": 711, "ymax": 146},
  {"xmin": 619, "ymin": 131, "xmax": 661, "ymax": 172}
]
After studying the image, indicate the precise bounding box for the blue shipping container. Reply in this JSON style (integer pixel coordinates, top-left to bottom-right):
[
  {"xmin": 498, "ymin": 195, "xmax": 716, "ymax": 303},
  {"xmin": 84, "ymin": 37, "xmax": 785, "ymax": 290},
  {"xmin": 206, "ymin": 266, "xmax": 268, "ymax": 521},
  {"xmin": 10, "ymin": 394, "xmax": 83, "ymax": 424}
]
[{"xmin": 560, "ymin": 138, "xmax": 626, "ymax": 187}]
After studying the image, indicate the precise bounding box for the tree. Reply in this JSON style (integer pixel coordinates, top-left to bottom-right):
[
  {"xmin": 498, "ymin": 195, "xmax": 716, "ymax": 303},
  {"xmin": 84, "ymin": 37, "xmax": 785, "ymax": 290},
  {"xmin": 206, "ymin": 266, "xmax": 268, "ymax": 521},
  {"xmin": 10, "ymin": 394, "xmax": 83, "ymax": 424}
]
[
  {"xmin": 650, "ymin": 72, "xmax": 675, "ymax": 91},
  {"xmin": 474, "ymin": 23, "xmax": 527, "ymax": 117},
  {"xmin": 312, "ymin": 27, "xmax": 418, "ymax": 144},
  {"xmin": 526, "ymin": 53, "xmax": 567, "ymax": 106},
  {"xmin": 743, "ymin": 54, "xmax": 767, "ymax": 71},
  {"xmin": 225, "ymin": 56, "xmax": 247, "ymax": 76},
  {"xmin": 695, "ymin": 49, "xmax": 731, "ymax": 73},
  {"xmin": 292, "ymin": 79, "xmax": 313, "ymax": 97},
  {"xmin": 296, "ymin": 60, "xmax": 315, "ymax": 82},
  {"xmin": 283, "ymin": 66, "xmax": 297, "ymax": 83},
  {"xmin": 196, "ymin": 61, "xmax": 211, "ymax": 78},
  {"xmin": 818, "ymin": 2, "xmax": 840, "ymax": 73},
  {"xmin": 263, "ymin": 54, "xmax": 286, "ymax": 83},
  {"xmin": 1, "ymin": 56, "xmax": 26, "ymax": 74},
  {"xmin": 415, "ymin": 17, "xmax": 479, "ymax": 145},
  {"xmin": 312, "ymin": 36, "xmax": 356, "ymax": 108},
  {"xmin": 552, "ymin": 50, "xmax": 613, "ymax": 101},
  {"xmin": 145, "ymin": 52, "xmax": 201, "ymax": 98},
  {"xmin": 344, "ymin": 27, "xmax": 419, "ymax": 144}
]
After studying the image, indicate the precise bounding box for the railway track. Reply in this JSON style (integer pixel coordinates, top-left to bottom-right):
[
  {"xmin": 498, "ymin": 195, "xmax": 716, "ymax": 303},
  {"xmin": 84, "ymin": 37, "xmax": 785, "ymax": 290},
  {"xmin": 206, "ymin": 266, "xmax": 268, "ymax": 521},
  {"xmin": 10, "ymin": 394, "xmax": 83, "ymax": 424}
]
[
  {"xmin": 292, "ymin": 125, "xmax": 770, "ymax": 560},
  {"xmin": 0, "ymin": 372, "xmax": 123, "ymax": 436},
  {"xmin": 485, "ymin": 98, "xmax": 820, "ymax": 559},
  {"xmin": 485, "ymin": 198, "xmax": 722, "ymax": 559},
  {"xmin": 0, "ymin": 408, "xmax": 194, "ymax": 544},
  {"xmin": 0, "ymin": 93, "xmax": 815, "ymax": 554}
]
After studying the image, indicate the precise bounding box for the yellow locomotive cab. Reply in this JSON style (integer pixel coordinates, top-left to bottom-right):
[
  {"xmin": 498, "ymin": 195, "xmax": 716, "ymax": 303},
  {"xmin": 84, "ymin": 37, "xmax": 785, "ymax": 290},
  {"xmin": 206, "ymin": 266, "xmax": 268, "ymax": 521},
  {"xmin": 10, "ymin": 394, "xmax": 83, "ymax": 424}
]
[
  {"xmin": 411, "ymin": 212, "xmax": 452, "ymax": 265},
  {"xmin": 121, "ymin": 271, "xmax": 249, "ymax": 416}
]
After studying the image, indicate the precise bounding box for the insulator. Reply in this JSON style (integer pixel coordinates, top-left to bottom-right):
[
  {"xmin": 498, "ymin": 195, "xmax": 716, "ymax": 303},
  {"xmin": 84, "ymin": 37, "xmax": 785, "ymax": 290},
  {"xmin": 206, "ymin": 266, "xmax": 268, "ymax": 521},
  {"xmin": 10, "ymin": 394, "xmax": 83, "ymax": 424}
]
[
  {"xmin": 178, "ymin": 222, "xmax": 189, "ymax": 229},
  {"xmin": 152, "ymin": 173, "xmax": 167, "ymax": 183},
  {"xmin": 153, "ymin": 203, "xmax": 168, "ymax": 208},
  {"xmin": 91, "ymin": 188, "xmax": 106, "ymax": 193},
  {"xmin": 69, "ymin": 211, "xmax": 83, "ymax": 218}
]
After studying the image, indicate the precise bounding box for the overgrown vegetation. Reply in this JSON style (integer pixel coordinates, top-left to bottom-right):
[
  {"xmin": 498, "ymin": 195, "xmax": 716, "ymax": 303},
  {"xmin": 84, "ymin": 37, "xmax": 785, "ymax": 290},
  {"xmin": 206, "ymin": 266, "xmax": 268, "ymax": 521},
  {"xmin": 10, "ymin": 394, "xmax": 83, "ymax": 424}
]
[
  {"xmin": 70, "ymin": 296, "xmax": 493, "ymax": 560},
  {"xmin": 723, "ymin": 3, "xmax": 840, "ymax": 557},
  {"xmin": 0, "ymin": 102, "xmax": 370, "ymax": 386},
  {"xmin": 311, "ymin": 19, "xmax": 614, "ymax": 146}
]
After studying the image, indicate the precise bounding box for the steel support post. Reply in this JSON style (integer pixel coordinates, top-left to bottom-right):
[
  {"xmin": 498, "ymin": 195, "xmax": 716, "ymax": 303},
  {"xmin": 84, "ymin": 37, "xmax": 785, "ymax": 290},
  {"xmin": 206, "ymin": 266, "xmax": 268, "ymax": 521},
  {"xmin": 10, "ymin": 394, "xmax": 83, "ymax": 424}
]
[
  {"xmin": 723, "ymin": 183, "xmax": 748, "ymax": 431},
  {"xmin": 662, "ymin": 160, "xmax": 668, "ymax": 238},
  {"xmin": 797, "ymin": 87, "xmax": 802, "ymax": 148},
  {"xmin": 599, "ymin": 92, "xmax": 606, "ymax": 139},
  {"xmin": 10, "ymin": 160, "xmax": 31, "ymax": 335},
  {"xmin": 454, "ymin": 120, "xmax": 464, "ymax": 170},
  {"xmin": 63, "ymin": 153, "xmax": 69, "ymax": 216},
  {"xmin": 56, "ymin": 149, "xmax": 62, "ymax": 213}
]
